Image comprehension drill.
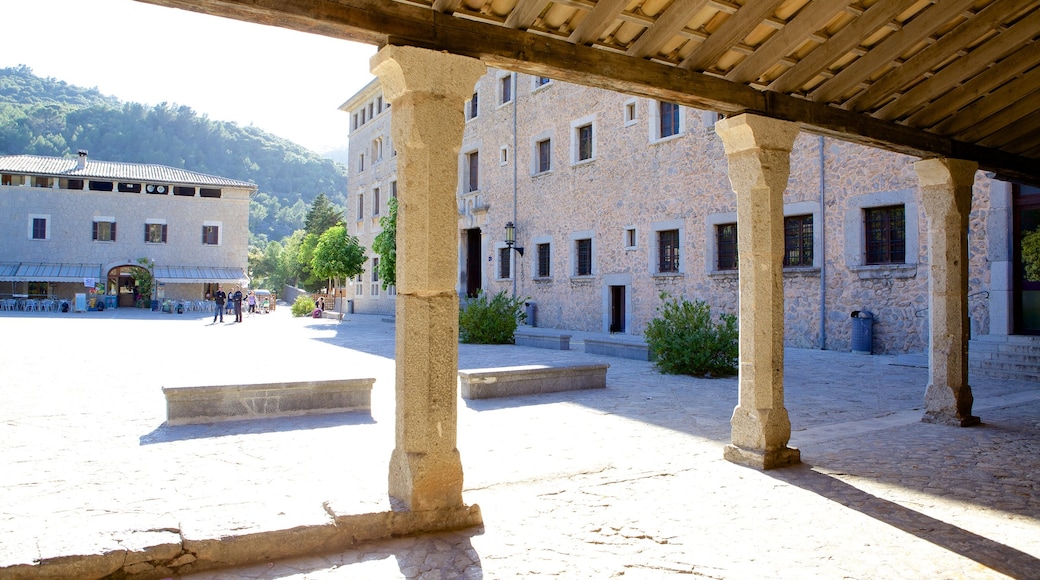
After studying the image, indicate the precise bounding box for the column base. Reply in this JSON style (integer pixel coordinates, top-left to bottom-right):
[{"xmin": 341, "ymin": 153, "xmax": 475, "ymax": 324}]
[
  {"xmin": 389, "ymin": 448, "xmax": 465, "ymax": 512},
  {"xmin": 921, "ymin": 412, "xmax": 981, "ymax": 427},
  {"xmin": 724, "ymin": 444, "xmax": 801, "ymax": 470}
]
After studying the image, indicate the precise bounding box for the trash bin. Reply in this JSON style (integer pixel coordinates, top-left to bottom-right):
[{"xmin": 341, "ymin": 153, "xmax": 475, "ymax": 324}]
[
  {"xmin": 347, "ymin": 299, "xmax": 354, "ymax": 314},
  {"xmin": 525, "ymin": 301, "xmax": 536, "ymax": 327},
  {"xmin": 850, "ymin": 310, "xmax": 874, "ymax": 354}
]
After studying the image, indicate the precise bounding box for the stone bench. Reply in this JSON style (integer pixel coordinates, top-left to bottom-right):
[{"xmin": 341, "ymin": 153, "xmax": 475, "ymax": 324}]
[
  {"xmin": 584, "ymin": 337, "xmax": 650, "ymax": 361},
  {"xmin": 162, "ymin": 378, "xmax": 374, "ymax": 426},
  {"xmin": 458, "ymin": 363, "xmax": 608, "ymax": 400},
  {"xmin": 514, "ymin": 329, "xmax": 571, "ymax": 350}
]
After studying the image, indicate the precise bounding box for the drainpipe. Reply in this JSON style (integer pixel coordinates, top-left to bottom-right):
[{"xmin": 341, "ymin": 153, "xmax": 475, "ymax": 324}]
[
  {"xmin": 818, "ymin": 135, "xmax": 827, "ymax": 350},
  {"xmin": 512, "ymin": 72, "xmax": 519, "ymax": 299}
]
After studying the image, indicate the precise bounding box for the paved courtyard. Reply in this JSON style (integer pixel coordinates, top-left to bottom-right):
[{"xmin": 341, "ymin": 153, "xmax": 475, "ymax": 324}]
[{"xmin": 0, "ymin": 305, "xmax": 1038, "ymax": 579}]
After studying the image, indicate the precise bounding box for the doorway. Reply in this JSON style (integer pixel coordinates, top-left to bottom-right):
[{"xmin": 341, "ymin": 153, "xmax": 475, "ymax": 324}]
[
  {"xmin": 465, "ymin": 228, "xmax": 483, "ymax": 298},
  {"xmin": 1013, "ymin": 184, "xmax": 1040, "ymax": 335},
  {"xmin": 609, "ymin": 285, "xmax": 626, "ymax": 333}
]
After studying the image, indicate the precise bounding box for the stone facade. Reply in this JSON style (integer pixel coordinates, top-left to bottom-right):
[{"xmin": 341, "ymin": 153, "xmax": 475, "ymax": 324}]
[
  {"xmin": 0, "ymin": 152, "xmax": 253, "ymax": 302},
  {"xmin": 343, "ymin": 70, "xmax": 1007, "ymax": 355}
]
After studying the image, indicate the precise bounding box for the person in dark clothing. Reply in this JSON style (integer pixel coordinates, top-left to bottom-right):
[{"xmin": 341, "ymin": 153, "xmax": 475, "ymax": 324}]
[
  {"xmin": 232, "ymin": 287, "xmax": 244, "ymax": 322},
  {"xmin": 211, "ymin": 287, "xmax": 226, "ymax": 323}
]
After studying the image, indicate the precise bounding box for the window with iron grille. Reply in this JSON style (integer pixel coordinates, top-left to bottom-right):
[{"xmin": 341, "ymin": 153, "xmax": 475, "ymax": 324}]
[
  {"xmin": 468, "ymin": 92, "xmax": 479, "ymax": 119},
  {"xmin": 92, "ymin": 221, "xmax": 116, "ymax": 242},
  {"xmin": 467, "ymin": 151, "xmax": 479, "ymax": 192},
  {"xmin": 575, "ymin": 238, "xmax": 592, "ymax": 276},
  {"xmin": 145, "ymin": 223, "xmax": 167, "ymax": 244},
  {"xmin": 716, "ymin": 223, "xmax": 738, "ymax": 270},
  {"xmin": 537, "ymin": 139, "xmax": 551, "ymax": 173},
  {"xmin": 658, "ymin": 229, "xmax": 680, "ymax": 273},
  {"xmin": 660, "ymin": 101, "xmax": 680, "ymax": 138},
  {"xmin": 577, "ymin": 124, "xmax": 593, "ymax": 161},
  {"xmin": 498, "ymin": 247, "xmax": 512, "ymax": 279},
  {"xmin": 865, "ymin": 205, "xmax": 905, "ymax": 264},
  {"xmin": 537, "ymin": 243, "xmax": 551, "ymax": 277},
  {"xmin": 202, "ymin": 225, "xmax": 219, "ymax": 246},
  {"xmin": 783, "ymin": 215, "xmax": 813, "ymax": 267}
]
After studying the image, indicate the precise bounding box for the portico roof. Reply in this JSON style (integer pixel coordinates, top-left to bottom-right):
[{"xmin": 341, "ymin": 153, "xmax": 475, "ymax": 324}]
[
  {"xmin": 0, "ymin": 262, "xmax": 103, "ymax": 282},
  {"xmin": 136, "ymin": 0, "xmax": 1040, "ymax": 184},
  {"xmin": 153, "ymin": 266, "xmax": 247, "ymax": 284}
]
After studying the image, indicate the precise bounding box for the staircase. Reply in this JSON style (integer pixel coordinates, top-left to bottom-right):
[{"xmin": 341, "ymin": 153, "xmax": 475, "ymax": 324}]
[{"xmin": 969, "ymin": 335, "xmax": 1040, "ymax": 382}]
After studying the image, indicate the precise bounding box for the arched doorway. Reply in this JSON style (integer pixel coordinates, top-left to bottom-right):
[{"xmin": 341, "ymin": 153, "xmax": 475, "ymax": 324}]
[{"xmin": 107, "ymin": 265, "xmax": 149, "ymax": 307}]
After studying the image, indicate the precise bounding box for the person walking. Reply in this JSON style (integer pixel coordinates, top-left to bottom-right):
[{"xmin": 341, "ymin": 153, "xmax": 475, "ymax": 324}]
[
  {"xmin": 246, "ymin": 291, "xmax": 257, "ymax": 316},
  {"xmin": 211, "ymin": 286, "xmax": 226, "ymax": 323},
  {"xmin": 232, "ymin": 287, "xmax": 244, "ymax": 323}
]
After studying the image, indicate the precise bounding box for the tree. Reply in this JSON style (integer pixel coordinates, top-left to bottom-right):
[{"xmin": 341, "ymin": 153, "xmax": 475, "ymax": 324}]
[
  {"xmin": 371, "ymin": 196, "xmax": 397, "ymax": 289},
  {"xmin": 304, "ymin": 192, "xmax": 343, "ymax": 236},
  {"xmin": 311, "ymin": 225, "xmax": 366, "ymax": 292}
]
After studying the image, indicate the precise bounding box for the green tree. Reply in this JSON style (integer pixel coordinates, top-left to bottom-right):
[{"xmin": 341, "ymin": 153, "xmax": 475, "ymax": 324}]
[
  {"xmin": 311, "ymin": 225, "xmax": 366, "ymax": 291},
  {"xmin": 371, "ymin": 196, "xmax": 397, "ymax": 289},
  {"xmin": 304, "ymin": 192, "xmax": 343, "ymax": 236},
  {"xmin": 1023, "ymin": 227, "xmax": 1040, "ymax": 282}
]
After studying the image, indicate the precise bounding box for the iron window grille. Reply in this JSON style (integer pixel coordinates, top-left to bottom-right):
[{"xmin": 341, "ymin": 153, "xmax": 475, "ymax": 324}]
[
  {"xmin": 783, "ymin": 215, "xmax": 813, "ymax": 267},
  {"xmin": 716, "ymin": 223, "xmax": 738, "ymax": 270},
  {"xmin": 865, "ymin": 205, "xmax": 906, "ymax": 264}
]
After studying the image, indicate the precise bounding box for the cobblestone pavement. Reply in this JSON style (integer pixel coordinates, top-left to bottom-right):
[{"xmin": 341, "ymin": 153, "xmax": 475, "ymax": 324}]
[{"xmin": 0, "ymin": 306, "xmax": 1037, "ymax": 579}]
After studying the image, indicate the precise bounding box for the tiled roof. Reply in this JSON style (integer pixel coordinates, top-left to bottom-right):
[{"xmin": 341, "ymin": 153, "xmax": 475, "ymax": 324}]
[{"xmin": 0, "ymin": 155, "xmax": 256, "ymax": 190}]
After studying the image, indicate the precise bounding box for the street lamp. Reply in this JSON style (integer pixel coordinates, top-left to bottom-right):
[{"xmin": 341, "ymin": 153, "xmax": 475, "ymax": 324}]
[{"xmin": 504, "ymin": 221, "xmax": 524, "ymax": 256}]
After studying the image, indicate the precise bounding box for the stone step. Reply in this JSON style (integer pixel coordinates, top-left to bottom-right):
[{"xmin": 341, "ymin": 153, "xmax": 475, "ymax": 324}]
[
  {"xmin": 970, "ymin": 361, "xmax": 1040, "ymax": 381},
  {"xmin": 970, "ymin": 352, "xmax": 1040, "ymax": 364},
  {"xmin": 970, "ymin": 368, "xmax": 1040, "ymax": 382}
]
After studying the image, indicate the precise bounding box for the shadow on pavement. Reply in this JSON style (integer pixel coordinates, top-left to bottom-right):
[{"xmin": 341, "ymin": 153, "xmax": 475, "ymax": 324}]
[{"xmin": 139, "ymin": 411, "xmax": 377, "ymax": 445}]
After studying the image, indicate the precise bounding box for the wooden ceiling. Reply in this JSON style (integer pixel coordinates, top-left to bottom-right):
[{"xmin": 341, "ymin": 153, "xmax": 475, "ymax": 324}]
[{"xmin": 137, "ymin": 0, "xmax": 1040, "ymax": 183}]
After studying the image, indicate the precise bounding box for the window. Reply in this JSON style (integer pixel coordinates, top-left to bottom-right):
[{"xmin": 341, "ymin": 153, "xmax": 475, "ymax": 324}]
[
  {"xmin": 468, "ymin": 92, "xmax": 479, "ymax": 120},
  {"xmin": 659, "ymin": 101, "xmax": 680, "ymax": 138},
  {"xmin": 498, "ymin": 247, "xmax": 512, "ymax": 279},
  {"xmin": 88, "ymin": 180, "xmax": 112, "ymax": 191},
  {"xmin": 202, "ymin": 225, "xmax": 220, "ymax": 246},
  {"xmin": 499, "ymin": 74, "xmax": 513, "ymax": 104},
  {"xmin": 372, "ymin": 138, "xmax": 383, "ymax": 163},
  {"xmin": 575, "ymin": 238, "xmax": 593, "ymax": 276},
  {"xmin": 30, "ymin": 216, "xmax": 48, "ymax": 240},
  {"xmin": 577, "ymin": 124, "xmax": 593, "ymax": 162},
  {"xmin": 716, "ymin": 223, "xmax": 738, "ymax": 270},
  {"xmin": 173, "ymin": 186, "xmax": 195, "ymax": 196},
  {"xmin": 466, "ymin": 151, "xmax": 479, "ymax": 192},
  {"xmin": 92, "ymin": 219, "xmax": 116, "ymax": 242},
  {"xmin": 625, "ymin": 228, "xmax": 637, "ymax": 248},
  {"xmin": 537, "ymin": 139, "xmax": 551, "ymax": 173},
  {"xmin": 784, "ymin": 215, "xmax": 814, "ymax": 267},
  {"xmin": 372, "ymin": 188, "xmax": 381, "ymax": 215},
  {"xmin": 391, "ymin": 180, "xmax": 398, "ymax": 199},
  {"xmin": 1, "ymin": 174, "xmax": 13, "ymax": 186},
  {"xmin": 200, "ymin": 188, "xmax": 221, "ymax": 198},
  {"xmin": 352, "ymin": 113, "xmax": 359, "ymax": 130},
  {"xmin": 145, "ymin": 223, "xmax": 168, "ymax": 244},
  {"xmin": 356, "ymin": 273, "xmax": 364, "ymax": 296},
  {"xmin": 500, "ymin": 146, "xmax": 509, "ymax": 165},
  {"xmin": 535, "ymin": 76, "xmax": 551, "ymax": 88},
  {"xmin": 625, "ymin": 100, "xmax": 637, "ymax": 126},
  {"xmin": 358, "ymin": 153, "xmax": 365, "ymax": 173},
  {"xmin": 658, "ymin": 229, "xmax": 680, "ymax": 273},
  {"xmin": 865, "ymin": 205, "xmax": 906, "ymax": 264},
  {"xmin": 537, "ymin": 243, "xmax": 551, "ymax": 277},
  {"xmin": 376, "ymin": 96, "xmax": 383, "ymax": 113},
  {"xmin": 117, "ymin": 182, "xmax": 141, "ymax": 193},
  {"xmin": 357, "ymin": 194, "xmax": 364, "ymax": 220},
  {"xmin": 372, "ymin": 258, "xmax": 380, "ymax": 282}
]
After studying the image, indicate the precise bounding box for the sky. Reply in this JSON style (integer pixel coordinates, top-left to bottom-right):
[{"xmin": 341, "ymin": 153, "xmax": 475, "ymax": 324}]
[{"xmin": 0, "ymin": 0, "xmax": 378, "ymax": 154}]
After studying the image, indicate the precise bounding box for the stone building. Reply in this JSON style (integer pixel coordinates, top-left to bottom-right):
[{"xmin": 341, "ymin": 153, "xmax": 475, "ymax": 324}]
[
  {"xmin": 342, "ymin": 71, "xmax": 1031, "ymax": 355},
  {"xmin": 0, "ymin": 151, "xmax": 255, "ymax": 305}
]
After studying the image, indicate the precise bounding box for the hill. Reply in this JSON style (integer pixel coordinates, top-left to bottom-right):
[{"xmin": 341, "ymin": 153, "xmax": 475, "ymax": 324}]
[{"xmin": 0, "ymin": 65, "xmax": 348, "ymax": 245}]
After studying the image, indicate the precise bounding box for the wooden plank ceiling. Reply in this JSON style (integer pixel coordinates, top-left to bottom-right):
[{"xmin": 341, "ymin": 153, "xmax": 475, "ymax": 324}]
[{"xmin": 137, "ymin": 0, "xmax": 1040, "ymax": 183}]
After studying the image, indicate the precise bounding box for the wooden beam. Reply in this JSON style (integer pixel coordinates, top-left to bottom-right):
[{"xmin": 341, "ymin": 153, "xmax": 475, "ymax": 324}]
[
  {"xmin": 932, "ymin": 66, "xmax": 1040, "ymax": 136},
  {"xmin": 626, "ymin": 0, "xmax": 711, "ymax": 58},
  {"xmin": 724, "ymin": 1, "xmax": 851, "ymax": 84},
  {"xmin": 846, "ymin": 0, "xmax": 1022, "ymax": 113},
  {"xmin": 811, "ymin": 0, "xmax": 975, "ymax": 104},
  {"xmin": 567, "ymin": 0, "xmax": 627, "ymax": 44},
  {"xmin": 680, "ymin": 0, "xmax": 785, "ymax": 72},
  {"xmin": 769, "ymin": 0, "xmax": 919, "ymax": 94},
  {"xmin": 874, "ymin": 8, "xmax": 1040, "ymax": 121},
  {"xmin": 907, "ymin": 42, "xmax": 1040, "ymax": 130},
  {"xmin": 504, "ymin": 0, "xmax": 551, "ymax": 29},
  {"xmin": 1005, "ymin": 127, "xmax": 1040, "ymax": 156},
  {"xmin": 432, "ymin": 0, "xmax": 463, "ymax": 14},
  {"xmin": 970, "ymin": 100, "xmax": 1040, "ymax": 147},
  {"xmin": 978, "ymin": 110, "xmax": 1040, "ymax": 150}
]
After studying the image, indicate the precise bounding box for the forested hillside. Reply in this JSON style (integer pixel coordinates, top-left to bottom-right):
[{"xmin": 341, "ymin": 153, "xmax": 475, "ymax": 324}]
[{"xmin": 0, "ymin": 65, "xmax": 348, "ymax": 245}]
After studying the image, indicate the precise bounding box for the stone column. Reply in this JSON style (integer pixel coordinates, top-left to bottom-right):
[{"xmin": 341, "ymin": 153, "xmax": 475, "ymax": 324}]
[
  {"xmin": 915, "ymin": 158, "xmax": 980, "ymax": 427},
  {"xmin": 715, "ymin": 114, "xmax": 801, "ymax": 470},
  {"xmin": 371, "ymin": 46, "xmax": 487, "ymax": 511}
]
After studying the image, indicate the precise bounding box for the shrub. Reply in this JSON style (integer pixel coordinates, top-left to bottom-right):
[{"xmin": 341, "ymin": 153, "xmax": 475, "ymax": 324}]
[
  {"xmin": 643, "ymin": 293, "xmax": 738, "ymax": 377},
  {"xmin": 459, "ymin": 290, "xmax": 527, "ymax": 344},
  {"xmin": 291, "ymin": 296, "xmax": 316, "ymax": 318}
]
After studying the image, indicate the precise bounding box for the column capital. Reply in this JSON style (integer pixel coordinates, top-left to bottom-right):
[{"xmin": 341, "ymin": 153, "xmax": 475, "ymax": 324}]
[
  {"xmin": 715, "ymin": 113, "xmax": 799, "ymax": 155},
  {"xmin": 371, "ymin": 45, "xmax": 486, "ymax": 103},
  {"xmin": 915, "ymin": 157, "xmax": 977, "ymax": 218}
]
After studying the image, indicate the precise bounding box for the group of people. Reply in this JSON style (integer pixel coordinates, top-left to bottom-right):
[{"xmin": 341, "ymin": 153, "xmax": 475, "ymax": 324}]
[{"xmin": 208, "ymin": 286, "xmax": 258, "ymax": 323}]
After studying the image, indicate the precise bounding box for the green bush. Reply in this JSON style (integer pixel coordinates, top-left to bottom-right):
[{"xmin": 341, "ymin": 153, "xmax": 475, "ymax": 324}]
[
  {"xmin": 291, "ymin": 296, "xmax": 317, "ymax": 318},
  {"xmin": 644, "ymin": 293, "xmax": 738, "ymax": 377},
  {"xmin": 459, "ymin": 290, "xmax": 527, "ymax": 344}
]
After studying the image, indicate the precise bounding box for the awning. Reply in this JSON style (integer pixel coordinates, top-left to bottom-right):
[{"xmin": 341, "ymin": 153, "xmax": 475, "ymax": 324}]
[
  {"xmin": 0, "ymin": 263, "xmax": 102, "ymax": 282},
  {"xmin": 153, "ymin": 266, "xmax": 246, "ymax": 284}
]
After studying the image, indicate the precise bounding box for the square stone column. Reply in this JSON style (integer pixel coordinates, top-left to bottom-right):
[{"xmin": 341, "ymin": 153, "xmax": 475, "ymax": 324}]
[
  {"xmin": 915, "ymin": 158, "xmax": 980, "ymax": 427},
  {"xmin": 715, "ymin": 114, "xmax": 801, "ymax": 470},
  {"xmin": 371, "ymin": 45, "xmax": 487, "ymax": 511}
]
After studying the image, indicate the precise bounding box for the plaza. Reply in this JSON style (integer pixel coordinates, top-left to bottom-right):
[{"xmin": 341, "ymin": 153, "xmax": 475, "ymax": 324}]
[{"xmin": 0, "ymin": 306, "xmax": 1037, "ymax": 578}]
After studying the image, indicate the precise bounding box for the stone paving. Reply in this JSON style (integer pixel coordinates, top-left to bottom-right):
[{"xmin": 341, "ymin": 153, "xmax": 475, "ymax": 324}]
[{"xmin": 0, "ymin": 305, "xmax": 1038, "ymax": 579}]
